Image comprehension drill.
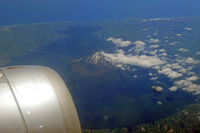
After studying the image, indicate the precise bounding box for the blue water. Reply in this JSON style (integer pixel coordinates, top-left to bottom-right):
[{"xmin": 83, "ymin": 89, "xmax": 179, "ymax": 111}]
[{"xmin": 0, "ymin": 0, "xmax": 200, "ymax": 26}]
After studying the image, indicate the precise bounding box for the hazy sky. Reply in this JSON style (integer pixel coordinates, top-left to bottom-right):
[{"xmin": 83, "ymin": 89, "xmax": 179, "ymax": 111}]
[{"xmin": 0, "ymin": 0, "xmax": 200, "ymax": 25}]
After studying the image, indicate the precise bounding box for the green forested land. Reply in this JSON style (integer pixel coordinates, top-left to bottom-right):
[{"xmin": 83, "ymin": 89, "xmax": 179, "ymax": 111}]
[
  {"xmin": 83, "ymin": 103, "xmax": 200, "ymax": 133},
  {"xmin": 0, "ymin": 22, "xmax": 75, "ymax": 65}
]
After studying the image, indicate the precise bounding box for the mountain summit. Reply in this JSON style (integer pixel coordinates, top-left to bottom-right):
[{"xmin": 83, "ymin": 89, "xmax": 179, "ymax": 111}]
[{"xmin": 85, "ymin": 51, "xmax": 109, "ymax": 65}]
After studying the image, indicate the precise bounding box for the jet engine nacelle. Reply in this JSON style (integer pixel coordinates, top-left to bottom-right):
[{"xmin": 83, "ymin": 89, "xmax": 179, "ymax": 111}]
[{"xmin": 0, "ymin": 66, "xmax": 81, "ymax": 133}]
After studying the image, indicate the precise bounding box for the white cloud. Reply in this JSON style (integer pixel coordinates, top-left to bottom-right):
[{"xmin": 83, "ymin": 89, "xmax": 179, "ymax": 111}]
[
  {"xmin": 141, "ymin": 19, "xmax": 148, "ymax": 22},
  {"xmin": 182, "ymin": 84, "xmax": 200, "ymax": 94},
  {"xmin": 168, "ymin": 63, "xmax": 187, "ymax": 74},
  {"xmin": 174, "ymin": 54, "xmax": 179, "ymax": 57},
  {"xmin": 169, "ymin": 86, "xmax": 178, "ymax": 92},
  {"xmin": 169, "ymin": 42, "xmax": 179, "ymax": 45},
  {"xmin": 197, "ymin": 51, "xmax": 200, "ymax": 55},
  {"xmin": 147, "ymin": 35, "xmax": 151, "ymax": 38},
  {"xmin": 178, "ymin": 48, "xmax": 189, "ymax": 52},
  {"xmin": 104, "ymin": 37, "xmax": 200, "ymax": 95},
  {"xmin": 134, "ymin": 40, "xmax": 146, "ymax": 53},
  {"xmin": 175, "ymin": 80, "xmax": 193, "ymax": 88},
  {"xmin": 183, "ymin": 85, "xmax": 200, "ymax": 94},
  {"xmin": 149, "ymin": 50, "xmax": 158, "ymax": 55},
  {"xmin": 185, "ymin": 57, "xmax": 199, "ymax": 64},
  {"xmin": 153, "ymin": 65, "xmax": 161, "ymax": 70},
  {"xmin": 161, "ymin": 53, "xmax": 167, "ymax": 56},
  {"xmin": 174, "ymin": 76, "xmax": 200, "ymax": 94},
  {"xmin": 149, "ymin": 18, "xmax": 170, "ymax": 21},
  {"xmin": 150, "ymin": 45, "xmax": 159, "ymax": 48},
  {"xmin": 184, "ymin": 27, "xmax": 192, "ymax": 31},
  {"xmin": 187, "ymin": 72, "xmax": 196, "ymax": 76},
  {"xmin": 178, "ymin": 68, "xmax": 187, "ymax": 74},
  {"xmin": 174, "ymin": 57, "xmax": 199, "ymax": 66},
  {"xmin": 107, "ymin": 37, "xmax": 132, "ymax": 47},
  {"xmin": 148, "ymin": 73, "xmax": 153, "ymax": 76},
  {"xmin": 159, "ymin": 49, "xmax": 166, "ymax": 52},
  {"xmin": 149, "ymin": 38, "xmax": 160, "ymax": 43},
  {"xmin": 134, "ymin": 40, "xmax": 145, "ymax": 46},
  {"xmin": 116, "ymin": 49, "xmax": 125, "ymax": 54},
  {"xmin": 149, "ymin": 18, "xmax": 162, "ymax": 21},
  {"xmin": 176, "ymin": 33, "xmax": 182, "ymax": 37},
  {"xmin": 186, "ymin": 76, "xmax": 198, "ymax": 81},
  {"xmin": 157, "ymin": 101, "xmax": 162, "ymax": 105},
  {"xmin": 133, "ymin": 75, "xmax": 138, "ymax": 78},
  {"xmin": 170, "ymin": 63, "xmax": 182, "ymax": 69},
  {"xmin": 174, "ymin": 79, "xmax": 200, "ymax": 94},
  {"xmin": 158, "ymin": 67, "xmax": 183, "ymax": 79},
  {"xmin": 115, "ymin": 64, "xmax": 126, "ymax": 71},
  {"xmin": 101, "ymin": 51, "xmax": 165, "ymax": 68},
  {"xmin": 150, "ymin": 77, "xmax": 158, "ymax": 81},
  {"xmin": 152, "ymin": 86, "xmax": 163, "ymax": 92},
  {"xmin": 188, "ymin": 67, "xmax": 194, "ymax": 71}
]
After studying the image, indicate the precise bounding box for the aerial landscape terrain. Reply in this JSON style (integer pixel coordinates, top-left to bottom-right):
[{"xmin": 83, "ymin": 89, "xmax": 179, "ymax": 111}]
[{"xmin": 0, "ymin": 17, "xmax": 200, "ymax": 132}]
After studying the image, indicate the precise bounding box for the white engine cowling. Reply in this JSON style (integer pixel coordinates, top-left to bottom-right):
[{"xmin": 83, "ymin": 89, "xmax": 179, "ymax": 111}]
[{"xmin": 0, "ymin": 66, "xmax": 81, "ymax": 133}]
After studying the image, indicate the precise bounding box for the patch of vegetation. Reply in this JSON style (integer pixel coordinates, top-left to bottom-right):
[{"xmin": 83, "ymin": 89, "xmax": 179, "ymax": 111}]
[
  {"xmin": 0, "ymin": 22, "xmax": 74, "ymax": 65},
  {"xmin": 82, "ymin": 103, "xmax": 200, "ymax": 133}
]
